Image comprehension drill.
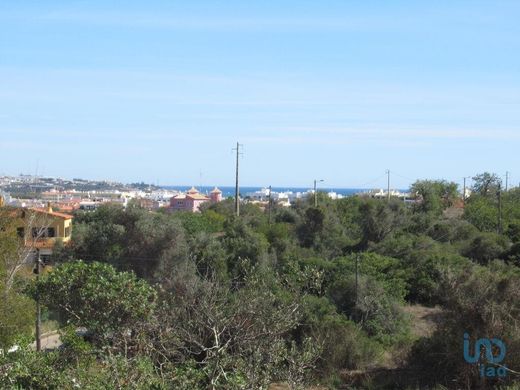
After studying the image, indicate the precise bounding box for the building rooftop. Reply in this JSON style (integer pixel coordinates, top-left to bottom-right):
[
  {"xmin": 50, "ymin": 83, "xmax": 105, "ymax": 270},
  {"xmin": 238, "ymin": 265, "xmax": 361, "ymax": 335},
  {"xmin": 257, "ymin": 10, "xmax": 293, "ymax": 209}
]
[{"xmin": 29, "ymin": 206, "xmax": 73, "ymax": 220}]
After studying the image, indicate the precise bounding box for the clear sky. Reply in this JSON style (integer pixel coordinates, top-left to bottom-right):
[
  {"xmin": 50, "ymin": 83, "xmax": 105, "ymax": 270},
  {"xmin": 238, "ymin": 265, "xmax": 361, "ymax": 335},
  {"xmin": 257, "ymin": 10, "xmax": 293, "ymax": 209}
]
[{"xmin": 1, "ymin": 1, "xmax": 519, "ymax": 189}]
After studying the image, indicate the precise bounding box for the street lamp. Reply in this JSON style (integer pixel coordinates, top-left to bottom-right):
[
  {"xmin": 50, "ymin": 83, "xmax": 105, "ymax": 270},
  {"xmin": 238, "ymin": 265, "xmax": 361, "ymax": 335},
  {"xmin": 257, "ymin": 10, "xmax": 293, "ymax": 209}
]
[{"xmin": 314, "ymin": 179, "xmax": 324, "ymax": 207}]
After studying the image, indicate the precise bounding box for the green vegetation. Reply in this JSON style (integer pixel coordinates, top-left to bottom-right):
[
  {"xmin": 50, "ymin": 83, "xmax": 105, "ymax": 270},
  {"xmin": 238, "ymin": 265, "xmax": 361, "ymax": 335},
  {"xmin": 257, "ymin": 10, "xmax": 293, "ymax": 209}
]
[{"xmin": 1, "ymin": 172, "xmax": 520, "ymax": 389}]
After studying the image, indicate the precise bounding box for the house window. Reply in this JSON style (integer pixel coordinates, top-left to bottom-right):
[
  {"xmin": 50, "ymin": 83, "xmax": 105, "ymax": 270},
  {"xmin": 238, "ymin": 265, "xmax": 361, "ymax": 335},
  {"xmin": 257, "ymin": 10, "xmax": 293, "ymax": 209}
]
[
  {"xmin": 32, "ymin": 227, "xmax": 56, "ymax": 238},
  {"xmin": 40, "ymin": 254, "xmax": 52, "ymax": 265}
]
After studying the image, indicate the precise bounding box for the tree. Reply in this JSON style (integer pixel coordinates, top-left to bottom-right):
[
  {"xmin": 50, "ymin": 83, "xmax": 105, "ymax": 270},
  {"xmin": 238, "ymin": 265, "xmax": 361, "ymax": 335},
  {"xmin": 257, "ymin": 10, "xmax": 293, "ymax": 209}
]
[
  {"xmin": 0, "ymin": 208, "xmax": 52, "ymax": 292},
  {"xmin": 410, "ymin": 180, "xmax": 459, "ymax": 214},
  {"xmin": 408, "ymin": 262, "xmax": 520, "ymax": 388},
  {"xmin": 32, "ymin": 261, "xmax": 157, "ymax": 349},
  {"xmin": 358, "ymin": 199, "xmax": 406, "ymax": 248},
  {"xmin": 0, "ymin": 287, "xmax": 34, "ymax": 350},
  {"xmin": 327, "ymin": 274, "xmax": 409, "ymax": 343},
  {"xmin": 463, "ymin": 232, "xmax": 510, "ymax": 264},
  {"xmin": 154, "ymin": 268, "xmax": 319, "ymax": 389},
  {"xmin": 297, "ymin": 207, "xmax": 325, "ymax": 248},
  {"xmin": 189, "ymin": 231, "xmax": 228, "ymax": 280},
  {"xmin": 296, "ymin": 295, "xmax": 382, "ymax": 384},
  {"xmin": 222, "ymin": 218, "xmax": 269, "ymax": 281},
  {"xmin": 463, "ymin": 195, "xmax": 498, "ymax": 232},
  {"xmin": 471, "ymin": 172, "xmax": 502, "ymax": 198}
]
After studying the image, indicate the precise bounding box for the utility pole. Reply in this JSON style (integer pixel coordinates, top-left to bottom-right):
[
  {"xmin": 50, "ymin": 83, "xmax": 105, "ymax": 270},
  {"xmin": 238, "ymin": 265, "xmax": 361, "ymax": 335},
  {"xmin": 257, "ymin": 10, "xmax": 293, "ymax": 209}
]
[
  {"xmin": 505, "ymin": 171, "xmax": 509, "ymax": 192},
  {"xmin": 354, "ymin": 254, "xmax": 359, "ymax": 307},
  {"xmin": 268, "ymin": 185, "xmax": 272, "ymax": 225},
  {"xmin": 233, "ymin": 142, "xmax": 242, "ymax": 217},
  {"xmin": 386, "ymin": 169, "xmax": 390, "ymax": 201},
  {"xmin": 313, "ymin": 179, "xmax": 323, "ymax": 207},
  {"xmin": 35, "ymin": 249, "xmax": 41, "ymax": 352},
  {"xmin": 463, "ymin": 177, "xmax": 467, "ymax": 205},
  {"xmin": 314, "ymin": 179, "xmax": 317, "ymax": 207},
  {"xmin": 498, "ymin": 184, "xmax": 503, "ymax": 234}
]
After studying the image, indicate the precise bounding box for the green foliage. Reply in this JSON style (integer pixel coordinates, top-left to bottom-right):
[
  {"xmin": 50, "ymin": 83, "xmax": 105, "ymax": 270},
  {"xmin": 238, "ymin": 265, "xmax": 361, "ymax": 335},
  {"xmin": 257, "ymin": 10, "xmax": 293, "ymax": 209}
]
[
  {"xmin": 472, "ymin": 172, "xmax": 502, "ymax": 197},
  {"xmin": 333, "ymin": 253, "xmax": 409, "ymax": 301},
  {"xmin": 464, "ymin": 195, "xmax": 498, "ymax": 232},
  {"xmin": 358, "ymin": 199, "xmax": 407, "ymax": 248},
  {"xmin": 408, "ymin": 262, "xmax": 520, "ymax": 388},
  {"xmin": 0, "ymin": 214, "xmax": 34, "ymax": 350},
  {"xmin": 298, "ymin": 295, "xmax": 382, "ymax": 377},
  {"xmin": 69, "ymin": 204, "xmax": 190, "ymax": 281},
  {"xmin": 32, "ymin": 261, "xmax": 156, "ymax": 343},
  {"xmin": 4, "ymin": 173, "xmax": 520, "ymax": 388},
  {"xmin": 297, "ymin": 207, "xmax": 325, "ymax": 248},
  {"xmin": 411, "ymin": 179, "xmax": 459, "ymax": 214},
  {"xmin": 506, "ymin": 219, "xmax": 520, "ymax": 243},
  {"xmin": 188, "ymin": 232, "xmax": 228, "ymax": 280},
  {"xmin": 0, "ymin": 210, "xmax": 20, "ymax": 281},
  {"xmin": 156, "ymin": 266, "xmax": 320, "ymax": 388},
  {"xmin": 172, "ymin": 210, "xmax": 224, "ymax": 235},
  {"xmin": 328, "ymin": 274, "xmax": 410, "ymax": 343},
  {"xmin": 371, "ymin": 233, "xmax": 471, "ymax": 304},
  {"xmin": 0, "ymin": 347, "xmax": 166, "ymax": 389},
  {"xmin": 223, "ymin": 218, "xmax": 269, "ymax": 280},
  {"xmin": 426, "ymin": 219, "xmax": 478, "ymax": 243},
  {"xmin": 463, "ymin": 232, "xmax": 510, "ymax": 264},
  {"xmin": 0, "ymin": 289, "xmax": 34, "ymax": 350}
]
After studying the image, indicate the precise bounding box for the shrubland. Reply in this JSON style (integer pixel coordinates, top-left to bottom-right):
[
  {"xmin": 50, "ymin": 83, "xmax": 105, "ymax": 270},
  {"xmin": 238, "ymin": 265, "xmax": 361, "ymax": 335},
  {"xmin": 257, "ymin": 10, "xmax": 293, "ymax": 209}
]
[{"xmin": 1, "ymin": 172, "xmax": 520, "ymax": 389}]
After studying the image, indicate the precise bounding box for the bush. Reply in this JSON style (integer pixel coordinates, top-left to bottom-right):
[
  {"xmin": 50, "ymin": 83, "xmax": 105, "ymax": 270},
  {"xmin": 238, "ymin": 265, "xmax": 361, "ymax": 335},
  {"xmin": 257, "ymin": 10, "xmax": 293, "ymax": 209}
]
[
  {"xmin": 463, "ymin": 232, "xmax": 510, "ymax": 264},
  {"xmin": 328, "ymin": 274, "xmax": 410, "ymax": 343},
  {"xmin": 31, "ymin": 261, "xmax": 157, "ymax": 348},
  {"xmin": 407, "ymin": 263, "xmax": 520, "ymax": 388},
  {"xmin": 297, "ymin": 295, "xmax": 382, "ymax": 383}
]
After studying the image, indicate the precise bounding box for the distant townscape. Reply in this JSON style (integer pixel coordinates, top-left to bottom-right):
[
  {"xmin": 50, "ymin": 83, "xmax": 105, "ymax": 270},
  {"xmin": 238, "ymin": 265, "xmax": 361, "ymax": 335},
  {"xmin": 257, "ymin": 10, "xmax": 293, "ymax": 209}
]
[{"xmin": 0, "ymin": 174, "xmax": 413, "ymax": 213}]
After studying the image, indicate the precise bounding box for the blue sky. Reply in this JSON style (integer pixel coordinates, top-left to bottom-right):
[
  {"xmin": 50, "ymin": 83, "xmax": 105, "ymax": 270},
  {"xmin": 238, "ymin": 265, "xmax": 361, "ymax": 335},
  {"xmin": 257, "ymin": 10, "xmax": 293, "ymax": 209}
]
[{"xmin": 1, "ymin": 1, "xmax": 519, "ymax": 189}]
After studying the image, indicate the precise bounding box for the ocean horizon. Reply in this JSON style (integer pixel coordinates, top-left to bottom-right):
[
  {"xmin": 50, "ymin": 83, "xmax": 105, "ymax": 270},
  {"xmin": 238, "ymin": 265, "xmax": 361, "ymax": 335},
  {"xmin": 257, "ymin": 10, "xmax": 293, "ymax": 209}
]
[{"xmin": 162, "ymin": 186, "xmax": 407, "ymax": 198}]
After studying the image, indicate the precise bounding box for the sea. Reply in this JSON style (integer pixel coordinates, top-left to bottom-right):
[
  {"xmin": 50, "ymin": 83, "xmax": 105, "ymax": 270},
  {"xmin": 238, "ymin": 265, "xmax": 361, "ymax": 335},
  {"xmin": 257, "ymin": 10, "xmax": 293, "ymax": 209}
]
[{"xmin": 162, "ymin": 186, "xmax": 377, "ymax": 198}]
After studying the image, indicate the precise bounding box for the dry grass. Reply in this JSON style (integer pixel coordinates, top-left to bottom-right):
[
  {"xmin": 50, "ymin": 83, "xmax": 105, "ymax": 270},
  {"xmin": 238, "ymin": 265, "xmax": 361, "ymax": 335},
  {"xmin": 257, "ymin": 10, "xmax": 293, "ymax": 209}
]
[{"xmin": 402, "ymin": 304, "xmax": 444, "ymax": 339}]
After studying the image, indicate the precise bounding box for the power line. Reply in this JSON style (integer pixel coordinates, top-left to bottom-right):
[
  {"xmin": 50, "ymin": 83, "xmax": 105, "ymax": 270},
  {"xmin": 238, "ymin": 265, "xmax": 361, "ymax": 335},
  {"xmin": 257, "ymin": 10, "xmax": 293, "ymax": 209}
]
[
  {"xmin": 360, "ymin": 172, "xmax": 388, "ymax": 188},
  {"xmin": 390, "ymin": 171, "xmax": 416, "ymax": 183}
]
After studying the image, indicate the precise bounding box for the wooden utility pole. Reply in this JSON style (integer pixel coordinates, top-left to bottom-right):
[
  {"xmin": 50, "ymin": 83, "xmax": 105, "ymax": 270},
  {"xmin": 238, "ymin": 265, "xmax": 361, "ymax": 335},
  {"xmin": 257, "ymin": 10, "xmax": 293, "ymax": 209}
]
[
  {"xmin": 505, "ymin": 171, "xmax": 509, "ymax": 192},
  {"xmin": 314, "ymin": 179, "xmax": 317, "ymax": 207},
  {"xmin": 233, "ymin": 142, "xmax": 241, "ymax": 217},
  {"xmin": 386, "ymin": 169, "xmax": 390, "ymax": 201},
  {"xmin": 268, "ymin": 185, "xmax": 272, "ymax": 225},
  {"xmin": 498, "ymin": 184, "xmax": 503, "ymax": 234},
  {"xmin": 463, "ymin": 177, "xmax": 466, "ymax": 205},
  {"xmin": 35, "ymin": 249, "xmax": 41, "ymax": 352},
  {"xmin": 313, "ymin": 179, "xmax": 324, "ymax": 207},
  {"xmin": 354, "ymin": 254, "xmax": 359, "ymax": 306}
]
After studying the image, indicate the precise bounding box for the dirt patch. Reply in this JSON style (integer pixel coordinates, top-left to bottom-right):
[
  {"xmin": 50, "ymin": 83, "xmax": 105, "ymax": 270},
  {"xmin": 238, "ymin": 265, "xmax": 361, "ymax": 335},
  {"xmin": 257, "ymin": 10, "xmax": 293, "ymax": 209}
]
[{"xmin": 402, "ymin": 304, "xmax": 444, "ymax": 338}]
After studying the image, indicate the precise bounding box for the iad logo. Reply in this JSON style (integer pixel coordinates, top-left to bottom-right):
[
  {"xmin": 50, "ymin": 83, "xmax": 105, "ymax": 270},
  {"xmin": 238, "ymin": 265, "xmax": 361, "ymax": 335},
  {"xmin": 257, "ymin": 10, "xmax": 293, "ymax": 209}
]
[{"xmin": 463, "ymin": 333, "xmax": 507, "ymax": 377}]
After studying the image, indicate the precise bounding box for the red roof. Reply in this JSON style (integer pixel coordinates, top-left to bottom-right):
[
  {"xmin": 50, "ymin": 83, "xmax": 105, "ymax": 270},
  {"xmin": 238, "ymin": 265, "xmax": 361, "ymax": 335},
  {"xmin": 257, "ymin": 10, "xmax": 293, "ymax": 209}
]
[{"xmin": 29, "ymin": 208, "xmax": 73, "ymax": 220}]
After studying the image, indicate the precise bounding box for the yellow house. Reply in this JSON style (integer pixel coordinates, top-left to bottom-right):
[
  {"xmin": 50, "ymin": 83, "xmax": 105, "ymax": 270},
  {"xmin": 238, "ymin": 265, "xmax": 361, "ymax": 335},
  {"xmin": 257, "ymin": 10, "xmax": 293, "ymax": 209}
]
[{"xmin": 13, "ymin": 203, "xmax": 73, "ymax": 262}]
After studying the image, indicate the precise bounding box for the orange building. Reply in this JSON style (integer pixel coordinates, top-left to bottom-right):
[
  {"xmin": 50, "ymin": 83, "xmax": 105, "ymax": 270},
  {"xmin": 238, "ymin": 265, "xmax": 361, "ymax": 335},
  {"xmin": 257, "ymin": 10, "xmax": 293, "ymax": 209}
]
[{"xmin": 170, "ymin": 186, "xmax": 222, "ymax": 212}]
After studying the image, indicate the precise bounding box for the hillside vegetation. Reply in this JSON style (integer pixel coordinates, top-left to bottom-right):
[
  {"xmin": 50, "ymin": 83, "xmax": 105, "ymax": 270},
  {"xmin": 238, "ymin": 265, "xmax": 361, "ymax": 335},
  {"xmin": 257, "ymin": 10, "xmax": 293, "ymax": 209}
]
[{"xmin": 1, "ymin": 173, "xmax": 520, "ymax": 389}]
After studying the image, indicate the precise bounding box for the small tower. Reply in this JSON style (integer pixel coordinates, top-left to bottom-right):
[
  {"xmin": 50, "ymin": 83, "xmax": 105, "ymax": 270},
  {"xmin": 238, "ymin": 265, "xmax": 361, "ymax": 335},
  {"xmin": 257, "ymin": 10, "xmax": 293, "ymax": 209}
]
[{"xmin": 210, "ymin": 187, "xmax": 222, "ymax": 203}]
